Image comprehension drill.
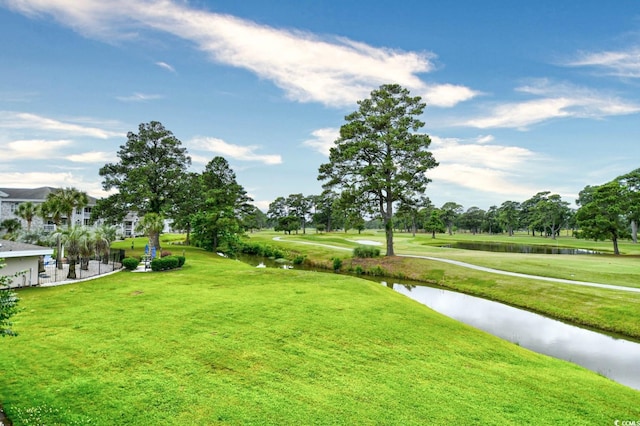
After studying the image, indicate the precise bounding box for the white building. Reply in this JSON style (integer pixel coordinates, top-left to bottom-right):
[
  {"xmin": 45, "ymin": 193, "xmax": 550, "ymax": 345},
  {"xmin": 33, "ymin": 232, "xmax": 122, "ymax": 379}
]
[
  {"xmin": 0, "ymin": 239, "xmax": 53, "ymax": 288},
  {"xmin": 0, "ymin": 187, "xmax": 97, "ymax": 232}
]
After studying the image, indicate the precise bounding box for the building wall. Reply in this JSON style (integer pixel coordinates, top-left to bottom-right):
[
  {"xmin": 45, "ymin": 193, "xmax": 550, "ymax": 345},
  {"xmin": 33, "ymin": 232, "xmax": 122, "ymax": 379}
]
[{"xmin": 1, "ymin": 256, "xmax": 38, "ymax": 288}]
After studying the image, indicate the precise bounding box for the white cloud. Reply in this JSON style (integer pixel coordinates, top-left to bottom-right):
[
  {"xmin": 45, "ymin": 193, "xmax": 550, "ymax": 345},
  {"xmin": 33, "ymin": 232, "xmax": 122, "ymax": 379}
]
[
  {"xmin": 302, "ymin": 128, "xmax": 339, "ymax": 156},
  {"xmin": 463, "ymin": 80, "xmax": 640, "ymax": 129},
  {"xmin": 0, "ymin": 171, "xmax": 77, "ymax": 188},
  {"xmin": 116, "ymin": 92, "xmax": 163, "ymax": 102},
  {"xmin": 566, "ymin": 48, "xmax": 640, "ymax": 78},
  {"xmin": 429, "ymin": 136, "xmax": 543, "ymax": 199},
  {"xmin": 67, "ymin": 151, "xmax": 116, "ymax": 163},
  {"xmin": 155, "ymin": 61, "xmax": 175, "ymax": 72},
  {"xmin": 1, "ymin": 139, "xmax": 73, "ymax": 161},
  {"xmin": 2, "ymin": 0, "xmax": 478, "ymax": 108},
  {"xmin": 0, "ymin": 111, "xmax": 124, "ymax": 138},
  {"xmin": 190, "ymin": 137, "xmax": 282, "ymax": 165},
  {"xmin": 422, "ymin": 84, "xmax": 480, "ymax": 108}
]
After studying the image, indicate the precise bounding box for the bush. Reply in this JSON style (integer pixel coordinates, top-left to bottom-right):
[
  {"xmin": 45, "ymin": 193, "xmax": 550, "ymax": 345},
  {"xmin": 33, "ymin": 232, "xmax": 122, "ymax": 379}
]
[
  {"xmin": 150, "ymin": 256, "xmax": 180, "ymax": 272},
  {"xmin": 176, "ymin": 256, "xmax": 186, "ymax": 267},
  {"xmin": 122, "ymin": 257, "xmax": 140, "ymax": 271},
  {"xmin": 332, "ymin": 257, "xmax": 343, "ymax": 271},
  {"xmin": 161, "ymin": 250, "xmax": 172, "ymax": 257},
  {"xmin": 292, "ymin": 255, "xmax": 306, "ymax": 265},
  {"xmin": 353, "ymin": 246, "xmax": 381, "ymax": 258},
  {"xmin": 368, "ymin": 265, "xmax": 386, "ymax": 276},
  {"xmin": 354, "ymin": 265, "xmax": 364, "ymax": 275}
]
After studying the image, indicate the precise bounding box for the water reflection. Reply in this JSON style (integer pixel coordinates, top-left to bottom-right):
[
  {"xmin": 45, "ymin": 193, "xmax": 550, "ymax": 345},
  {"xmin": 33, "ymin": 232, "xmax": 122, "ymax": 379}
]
[
  {"xmin": 441, "ymin": 242, "xmax": 600, "ymax": 255},
  {"xmin": 389, "ymin": 283, "xmax": 640, "ymax": 390}
]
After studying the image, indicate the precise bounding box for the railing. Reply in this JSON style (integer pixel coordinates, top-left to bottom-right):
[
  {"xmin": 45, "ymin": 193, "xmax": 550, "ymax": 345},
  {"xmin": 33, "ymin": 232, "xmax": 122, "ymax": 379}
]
[{"xmin": 37, "ymin": 249, "xmax": 125, "ymax": 286}]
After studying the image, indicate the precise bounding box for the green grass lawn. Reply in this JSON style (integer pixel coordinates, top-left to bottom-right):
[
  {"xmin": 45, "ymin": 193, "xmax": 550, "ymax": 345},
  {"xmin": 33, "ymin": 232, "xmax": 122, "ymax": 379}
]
[{"xmin": 1, "ymin": 244, "xmax": 639, "ymax": 425}]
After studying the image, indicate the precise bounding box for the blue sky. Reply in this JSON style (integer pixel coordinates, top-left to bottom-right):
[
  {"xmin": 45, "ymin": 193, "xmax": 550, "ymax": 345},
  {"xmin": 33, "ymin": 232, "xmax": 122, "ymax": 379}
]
[{"xmin": 1, "ymin": 1, "xmax": 639, "ymax": 211}]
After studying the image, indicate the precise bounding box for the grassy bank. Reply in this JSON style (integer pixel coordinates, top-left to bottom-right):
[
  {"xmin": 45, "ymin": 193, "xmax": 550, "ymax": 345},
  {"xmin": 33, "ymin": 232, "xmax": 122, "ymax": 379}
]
[
  {"xmin": 1, "ymin": 245, "xmax": 638, "ymax": 424},
  {"xmin": 247, "ymin": 231, "xmax": 640, "ymax": 339}
]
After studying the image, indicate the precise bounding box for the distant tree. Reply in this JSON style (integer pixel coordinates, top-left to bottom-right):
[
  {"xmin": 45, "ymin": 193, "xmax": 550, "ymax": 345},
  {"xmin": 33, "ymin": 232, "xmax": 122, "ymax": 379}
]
[
  {"xmin": 15, "ymin": 201, "xmax": 38, "ymax": 231},
  {"xmin": 243, "ymin": 206, "xmax": 268, "ymax": 233},
  {"xmin": 0, "ymin": 258, "xmax": 20, "ymax": 337},
  {"xmin": 136, "ymin": 213, "xmax": 165, "ymax": 253},
  {"xmin": 96, "ymin": 121, "xmax": 191, "ymax": 221},
  {"xmin": 275, "ymin": 216, "xmax": 301, "ymax": 235},
  {"xmin": 424, "ymin": 209, "xmax": 445, "ymax": 238},
  {"xmin": 267, "ymin": 196, "xmax": 288, "ymax": 228},
  {"xmin": 498, "ymin": 201, "xmax": 521, "ymax": 236},
  {"xmin": 521, "ymin": 192, "xmax": 548, "ymax": 236},
  {"xmin": 311, "ymin": 190, "xmax": 339, "ymax": 232},
  {"xmin": 617, "ymin": 169, "xmax": 640, "ymax": 243},
  {"xmin": 459, "ymin": 207, "xmax": 485, "ymax": 234},
  {"xmin": 440, "ymin": 202, "xmax": 463, "ymax": 235},
  {"xmin": 286, "ymin": 194, "xmax": 313, "ymax": 234},
  {"xmin": 482, "ymin": 205, "xmax": 503, "ymax": 234},
  {"xmin": 318, "ymin": 84, "xmax": 438, "ymax": 256},
  {"xmin": 533, "ymin": 192, "xmax": 571, "ymax": 239},
  {"xmin": 575, "ymin": 181, "xmax": 629, "ymax": 255},
  {"xmin": 396, "ymin": 196, "xmax": 431, "ymax": 236}
]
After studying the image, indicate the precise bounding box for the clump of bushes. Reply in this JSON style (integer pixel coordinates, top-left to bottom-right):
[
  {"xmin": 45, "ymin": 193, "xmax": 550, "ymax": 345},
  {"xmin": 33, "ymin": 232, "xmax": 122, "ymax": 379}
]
[
  {"xmin": 237, "ymin": 241, "xmax": 287, "ymax": 259},
  {"xmin": 353, "ymin": 245, "xmax": 380, "ymax": 258},
  {"xmin": 150, "ymin": 255, "xmax": 185, "ymax": 272},
  {"xmin": 122, "ymin": 257, "xmax": 140, "ymax": 271},
  {"xmin": 161, "ymin": 250, "xmax": 172, "ymax": 257},
  {"xmin": 292, "ymin": 255, "xmax": 306, "ymax": 265},
  {"xmin": 332, "ymin": 257, "xmax": 343, "ymax": 271}
]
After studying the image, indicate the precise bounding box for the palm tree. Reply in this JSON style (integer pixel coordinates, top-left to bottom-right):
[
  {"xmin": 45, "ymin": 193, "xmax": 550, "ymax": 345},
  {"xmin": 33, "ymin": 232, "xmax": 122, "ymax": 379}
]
[
  {"xmin": 0, "ymin": 219, "xmax": 21, "ymax": 240},
  {"xmin": 15, "ymin": 201, "xmax": 38, "ymax": 231},
  {"xmin": 40, "ymin": 196, "xmax": 65, "ymax": 269},
  {"xmin": 50, "ymin": 187, "xmax": 89, "ymax": 229},
  {"xmin": 94, "ymin": 224, "xmax": 117, "ymax": 264},
  {"xmin": 136, "ymin": 213, "xmax": 164, "ymax": 255},
  {"xmin": 57, "ymin": 225, "xmax": 88, "ymax": 279},
  {"xmin": 79, "ymin": 230, "xmax": 95, "ymax": 271}
]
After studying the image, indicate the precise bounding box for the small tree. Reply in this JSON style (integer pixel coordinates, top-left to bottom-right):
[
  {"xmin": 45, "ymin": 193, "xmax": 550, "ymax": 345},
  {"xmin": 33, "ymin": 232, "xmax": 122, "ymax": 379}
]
[
  {"xmin": 137, "ymin": 213, "xmax": 164, "ymax": 254},
  {"xmin": 0, "ymin": 259, "xmax": 19, "ymax": 337},
  {"xmin": 57, "ymin": 225, "xmax": 89, "ymax": 279},
  {"xmin": 15, "ymin": 201, "xmax": 38, "ymax": 231}
]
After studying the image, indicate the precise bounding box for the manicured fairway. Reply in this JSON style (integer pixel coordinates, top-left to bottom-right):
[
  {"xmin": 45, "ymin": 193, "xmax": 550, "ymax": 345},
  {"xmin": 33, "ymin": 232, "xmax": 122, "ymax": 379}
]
[{"xmin": 1, "ymin": 245, "xmax": 639, "ymax": 425}]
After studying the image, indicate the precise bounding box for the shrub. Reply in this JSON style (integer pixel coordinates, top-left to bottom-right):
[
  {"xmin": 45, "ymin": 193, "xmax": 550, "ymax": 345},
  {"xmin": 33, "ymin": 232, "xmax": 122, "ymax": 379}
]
[
  {"xmin": 163, "ymin": 256, "xmax": 179, "ymax": 270},
  {"xmin": 292, "ymin": 255, "xmax": 306, "ymax": 265},
  {"xmin": 353, "ymin": 246, "xmax": 381, "ymax": 258},
  {"xmin": 368, "ymin": 265, "xmax": 386, "ymax": 276},
  {"xmin": 176, "ymin": 256, "xmax": 186, "ymax": 267},
  {"xmin": 150, "ymin": 256, "xmax": 182, "ymax": 272},
  {"xmin": 332, "ymin": 257, "xmax": 343, "ymax": 271},
  {"xmin": 354, "ymin": 265, "xmax": 364, "ymax": 275},
  {"xmin": 122, "ymin": 257, "xmax": 140, "ymax": 271},
  {"xmin": 161, "ymin": 250, "xmax": 172, "ymax": 257}
]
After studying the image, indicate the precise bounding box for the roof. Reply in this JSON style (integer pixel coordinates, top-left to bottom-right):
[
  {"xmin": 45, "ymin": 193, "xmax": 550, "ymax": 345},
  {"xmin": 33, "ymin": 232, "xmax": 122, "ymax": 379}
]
[
  {"xmin": 0, "ymin": 187, "xmax": 97, "ymax": 204},
  {"xmin": 0, "ymin": 190, "xmax": 7, "ymax": 198},
  {"xmin": 0, "ymin": 239, "xmax": 53, "ymax": 258}
]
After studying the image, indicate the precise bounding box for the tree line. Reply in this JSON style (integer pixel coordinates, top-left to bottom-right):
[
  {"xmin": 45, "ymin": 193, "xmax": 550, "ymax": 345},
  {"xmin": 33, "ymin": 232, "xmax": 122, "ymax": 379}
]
[{"xmin": 3, "ymin": 85, "xmax": 636, "ymax": 257}]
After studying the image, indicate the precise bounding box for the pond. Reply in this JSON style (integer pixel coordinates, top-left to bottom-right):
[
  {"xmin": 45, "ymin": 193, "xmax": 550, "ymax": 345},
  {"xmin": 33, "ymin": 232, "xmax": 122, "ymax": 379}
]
[
  {"xmin": 440, "ymin": 241, "xmax": 600, "ymax": 255},
  {"xmin": 387, "ymin": 282, "xmax": 640, "ymax": 391},
  {"xmin": 238, "ymin": 255, "xmax": 640, "ymax": 390}
]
